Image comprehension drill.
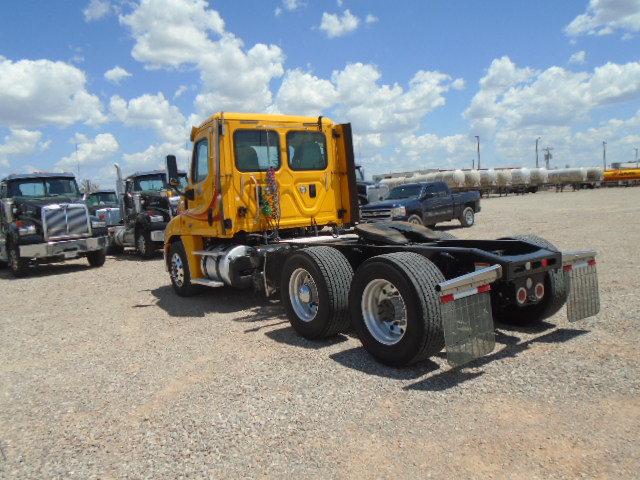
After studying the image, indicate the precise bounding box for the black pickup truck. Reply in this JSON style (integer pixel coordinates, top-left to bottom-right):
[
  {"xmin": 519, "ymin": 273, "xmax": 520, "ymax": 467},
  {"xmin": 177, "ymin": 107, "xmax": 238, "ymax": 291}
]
[{"xmin": 360, "ymin": 181, "xmax": 481, "ymax": 228}]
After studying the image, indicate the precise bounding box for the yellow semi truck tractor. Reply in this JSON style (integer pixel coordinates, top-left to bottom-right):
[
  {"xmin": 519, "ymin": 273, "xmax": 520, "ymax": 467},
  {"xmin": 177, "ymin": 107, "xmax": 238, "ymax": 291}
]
[{"xmin": 163, "ymin": 112, "xmax": 601, "ymax": 367}]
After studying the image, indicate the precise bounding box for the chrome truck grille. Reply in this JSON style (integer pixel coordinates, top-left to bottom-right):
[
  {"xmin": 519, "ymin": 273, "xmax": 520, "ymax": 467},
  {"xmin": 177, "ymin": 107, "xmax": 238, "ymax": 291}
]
[
  {"xmin": 41, "ymin": 203, "xmax": 91, "ymax": 241},
  {"xmin": 360, "ymin": 208, "xmax": 391, "ymax": 222},
  {"xmin": 95, "ymin": 207, "xmax": 122, "ymax": 226}
]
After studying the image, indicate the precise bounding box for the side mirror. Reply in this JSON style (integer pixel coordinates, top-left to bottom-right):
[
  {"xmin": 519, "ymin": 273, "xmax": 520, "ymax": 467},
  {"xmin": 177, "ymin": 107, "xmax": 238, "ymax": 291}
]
[{"xmin": 166, "ymin": 155, "xmax": 179, "ymax": 185}]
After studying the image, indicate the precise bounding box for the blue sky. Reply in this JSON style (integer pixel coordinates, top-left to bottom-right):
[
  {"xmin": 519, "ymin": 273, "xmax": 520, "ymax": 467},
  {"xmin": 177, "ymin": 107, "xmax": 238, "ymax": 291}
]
[{"xmin": 1, "ymin": 0, "xmax": 639, "ymax": 187}]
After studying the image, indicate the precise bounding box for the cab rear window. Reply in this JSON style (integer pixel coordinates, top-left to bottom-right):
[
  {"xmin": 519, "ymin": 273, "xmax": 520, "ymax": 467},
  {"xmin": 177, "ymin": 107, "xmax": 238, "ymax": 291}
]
[
  {"xmin": 234, "ymin": 130, "xmax": 280, "ymax": 172},
  {"xmin": 287, "ymin": 131, "xmax": 328, "ymax": 171}
]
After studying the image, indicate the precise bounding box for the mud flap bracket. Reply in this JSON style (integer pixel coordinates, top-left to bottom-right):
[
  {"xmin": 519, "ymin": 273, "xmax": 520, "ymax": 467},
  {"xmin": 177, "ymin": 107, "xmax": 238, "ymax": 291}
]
[{"xmin": 437, "ymin": 265, "xmax": 502, "ymax": 367}]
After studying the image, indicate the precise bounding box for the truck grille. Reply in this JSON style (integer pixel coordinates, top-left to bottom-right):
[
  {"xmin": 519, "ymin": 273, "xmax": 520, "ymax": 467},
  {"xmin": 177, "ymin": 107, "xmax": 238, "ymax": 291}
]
[
  {"xmin": 41, "ymin": 204, "xmax": 90, "ymax": 241},
  {"xmin": 95, "ymin": 207, "xmax": 122, "ymax": 226},
  {"xmin": 360, "ymin": 208, "xmax": 391, "ymax": 222}
]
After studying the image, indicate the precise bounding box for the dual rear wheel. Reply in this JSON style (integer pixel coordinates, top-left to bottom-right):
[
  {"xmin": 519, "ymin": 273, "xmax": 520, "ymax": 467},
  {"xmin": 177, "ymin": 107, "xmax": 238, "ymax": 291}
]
[{"xmin": 281, "ymin": 247, "xmax": 445, "ymax": 366}]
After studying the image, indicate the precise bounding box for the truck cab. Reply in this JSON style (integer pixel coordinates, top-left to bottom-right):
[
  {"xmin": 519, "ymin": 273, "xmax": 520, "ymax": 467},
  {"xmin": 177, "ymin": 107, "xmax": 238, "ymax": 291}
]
[
  {"xmin": 0, "ymin": 172, "xmax": 108, "ymax": 276},
  {"xmin": 110, "ymin": 168, "xmax": 187, "ymax": 257},
  {"xmin": 162, "ymin": 112, "xmax": 599, "ymax": 369}
]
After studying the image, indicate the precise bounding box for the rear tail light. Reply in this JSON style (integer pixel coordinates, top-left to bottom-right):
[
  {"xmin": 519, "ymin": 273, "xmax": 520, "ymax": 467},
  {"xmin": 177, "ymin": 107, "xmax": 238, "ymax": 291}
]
[
  {"xmin": 541, "ymin": 258, "xmax": 548, "ymax": 267},
  {"xmin": 534, "ymin": 283, "xmax": 545, "ymax": 300}
]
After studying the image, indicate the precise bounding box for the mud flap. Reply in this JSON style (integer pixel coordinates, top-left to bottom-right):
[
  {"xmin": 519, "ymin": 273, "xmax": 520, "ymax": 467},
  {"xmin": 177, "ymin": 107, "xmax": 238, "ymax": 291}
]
[
  {"xmin": 437, "ymin": 265, "xmax": 502, "ymax": 367},
  {"xmin": 563, "ymin": 251, "xmax": 600, "ymax": 322}
]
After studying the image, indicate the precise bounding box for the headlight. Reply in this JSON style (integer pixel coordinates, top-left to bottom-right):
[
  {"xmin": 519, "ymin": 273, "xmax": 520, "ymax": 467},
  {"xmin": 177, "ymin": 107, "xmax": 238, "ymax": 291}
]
[
  {"xmin": 148, "ymin": 214, "xmax": 164, "ymax": 223},
  {"xmin": 91, "ymin": 220, "xmax": 107, "ymax": 228},
  {"xmin": 390, "ymin": 206, "xmax": 406, "ymax": 218},
  {"xmin": 18, "ymin": 224, "xmax": 37, "ymax": 236}
]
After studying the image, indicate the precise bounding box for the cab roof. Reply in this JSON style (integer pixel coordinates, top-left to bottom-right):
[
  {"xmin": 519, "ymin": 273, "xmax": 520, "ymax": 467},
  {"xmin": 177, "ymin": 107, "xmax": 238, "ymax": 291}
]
[
  {"xmin": 195, "ymin": 112, "xmax": 335, "ymax": 133},
  {"xmin": 2, "ymin": 172, "xmax": 76, "ymax": 182},
  {"xmin": 125, "ymin": 169, "xmax": 186, "ymax": 180}
]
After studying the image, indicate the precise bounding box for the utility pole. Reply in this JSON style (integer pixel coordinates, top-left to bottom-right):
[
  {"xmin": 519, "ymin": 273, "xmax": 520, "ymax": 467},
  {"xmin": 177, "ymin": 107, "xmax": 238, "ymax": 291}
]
[
  {"xmin": 474, "ymin": 135, "xmax": 480, "ymax": 170},
  {"xmin": 472, "ymin": 158, "xmax": 475, "ymax": 169},
  {"xmin": 543, "ymin": 146, "xmax": 553, "ymax": 169},
  {"xmin": 535, "ymin": 137, "xmax": 541, "ymax": 168},
  {"xmin": 602, "ymin": 140, "xmax": 607, "ymax": 170}
]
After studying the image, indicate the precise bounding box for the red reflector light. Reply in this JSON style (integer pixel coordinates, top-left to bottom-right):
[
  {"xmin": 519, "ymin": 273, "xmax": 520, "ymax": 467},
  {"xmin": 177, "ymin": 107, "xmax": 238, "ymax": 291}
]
[
  {"xmin": 477, "ymin": 284, "xmax": 491, "ymax": 294},
  {"xmin": 588, "ymin": 259, "xmax": 596, "ymax": 266},
  {"xmin": 541, "ymin": 258, "xmax": 548, "ymax": 267},
  {"xmin": 15, "ymin": 220, "xmax": 25, "ymax": 227},
  {"xmin": 563, "ymin": 264, "xmax": 573, "ymax": 272},
  {"xmin": 516, "ymin": 287, "xmax": 527, "ymax": 304},
  {"xmin": 440, "ymin": 294, "xmax": 454, "ymax": 304},
  {"xmin": 534, "ymin": 283, "xmax": 545, "ymax": 299}
]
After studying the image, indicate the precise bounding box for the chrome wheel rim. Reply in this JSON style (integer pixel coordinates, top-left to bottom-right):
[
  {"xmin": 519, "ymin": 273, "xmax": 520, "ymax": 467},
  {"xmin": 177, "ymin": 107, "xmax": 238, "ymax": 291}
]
[
  {"xmin": 288, "ymin": 268, "xmax": 319, "ymax": 322},
  {"xmin": 137, "ymin": 233, "xmax": 147, "ymax": 253},
  {"xmin": 465, "ymin": 209, "xmax": 474, "ymax": 225},
  {"xmin": 409, "ymin": 216, "xmax": 421, "ymax": 225},
  {"xmin": 171, "ymin": 252, "xmax": 185, "ymax": 287},
  {"xmin": 9, "ymin": 247, "xmax": 18, "ymax": 271},
  {"xmin": 361, "ymin": 279, "xmax": 407, "ymax": 345}
]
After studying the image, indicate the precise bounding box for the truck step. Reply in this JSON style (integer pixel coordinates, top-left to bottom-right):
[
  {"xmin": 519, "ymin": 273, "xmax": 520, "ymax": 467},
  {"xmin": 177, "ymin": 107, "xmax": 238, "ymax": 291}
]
[
  {"xmin": 191, "ymin": 278, "xmax": 224, "ymax": 288},
  {"xmin": 192, "ymin": 249, "xmax": 223, "ymax": 257}
]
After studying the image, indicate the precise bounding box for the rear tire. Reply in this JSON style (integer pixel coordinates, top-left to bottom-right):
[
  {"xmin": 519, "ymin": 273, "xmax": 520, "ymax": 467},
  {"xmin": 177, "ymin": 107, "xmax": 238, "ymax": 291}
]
[
  {"xmin": 169, "ymin": 240, "xmax": 201, "ymax": 297},
  {"xmin": 494, "ymin": 234, "xmax": 569, "ymax": 325},
  {"xmin": 281, "ymin": 246, "xmax": 353, "ymax": 339},
  {"xmin": 459, "ymin": 206, "xmax": 475, "ymax": 227},
  {"xmin": 86, "ymin": 249, "xmax": 106, "ymax": 268},
  {"xmin": 349, "ymin": 252, "xmax": 445, "ymax": 367}
]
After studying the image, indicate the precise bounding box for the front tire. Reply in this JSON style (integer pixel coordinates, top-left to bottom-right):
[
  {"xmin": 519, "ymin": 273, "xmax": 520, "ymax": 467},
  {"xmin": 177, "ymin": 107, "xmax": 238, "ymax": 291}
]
[
  {"xmin": 169, "ymin": 240, "xmax": 201, "ymax": 297},
  {"xmin": 349, "ymin": 252, "xmax": 445, "ymax": 367},
  {"xmin": 281, "ymin": 246, "xmax": 353, "ymax": 339},
  {"xmin": 494, "ymin": 234, "xmax": 569, "ymax": 325},
  {"xmin": 407, "ymin": 214, "xmax": 423, "ymax": 226},
  {"xmin": 8, "ymin": 241, "xmax": 27, "ymax": 277},
  {"xmin": 86, "ymin": 249, "xmax": 106, "ymax": 267},
  {"xmin": 136, "ymin": 229, "xmax": 154, "ymax": 259},
  {"xmin": 459, "ymin": 206, "xmax": 475, "ymax": 227}
]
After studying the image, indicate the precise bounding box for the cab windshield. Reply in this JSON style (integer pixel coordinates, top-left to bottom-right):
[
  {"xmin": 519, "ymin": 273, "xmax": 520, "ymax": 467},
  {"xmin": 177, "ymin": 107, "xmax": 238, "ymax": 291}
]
[
  {"xmin": 87, "ymin": 192, "xmax": 117, "ymax": 205},
  {"xmin": 134, "ymin": 173, "xmax": 187, "ymax": 192},
  {"xmin": 386, "ymin": 184, "xmax": 423, "ymax": 200},
  {"xmin": 8, "ymin": 177, "xmax": 80, "ymax": 198}
]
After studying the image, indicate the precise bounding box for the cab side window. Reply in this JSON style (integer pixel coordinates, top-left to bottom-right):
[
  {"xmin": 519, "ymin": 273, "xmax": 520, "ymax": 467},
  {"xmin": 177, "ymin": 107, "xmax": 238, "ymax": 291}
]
[
  {"xmin": 192, "ymin": 139, "xmax": 209, "ymax": 183},
  {"xmin": 287, "ymin": 131, "xmax": 327, "ymax": 171}
]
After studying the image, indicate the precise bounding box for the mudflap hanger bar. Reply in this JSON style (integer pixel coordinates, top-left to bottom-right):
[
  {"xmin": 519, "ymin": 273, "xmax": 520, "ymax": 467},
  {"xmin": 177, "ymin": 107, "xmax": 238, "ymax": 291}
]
[
  {"xmin": 562, "ymin": 250, "xmax": 600, "ymax": 322},
  {"xmin": 436, "ymin": 265, "xmax": 502, "ymax": 368}
]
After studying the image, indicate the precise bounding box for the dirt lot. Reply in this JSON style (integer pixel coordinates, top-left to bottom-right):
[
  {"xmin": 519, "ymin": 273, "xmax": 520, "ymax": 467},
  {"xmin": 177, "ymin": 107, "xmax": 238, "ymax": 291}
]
[{"xmin": 1, "ymin": 187, "xmax": 639, "ymax": 479}]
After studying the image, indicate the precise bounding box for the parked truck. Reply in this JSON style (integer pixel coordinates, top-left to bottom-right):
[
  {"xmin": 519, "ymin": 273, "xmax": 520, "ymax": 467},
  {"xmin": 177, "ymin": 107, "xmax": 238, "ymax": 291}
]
[
  {"xmin": 162, "ymin": 112, "xmax": 600, "ymax": 368},
  {"xmin": 0, "ymin": 172, "xmax": 108, "ymax": 276},
  {"xmin": 111, "ymin": 166, "xmax": 187, "ymax": 257},
  {"xmin": 355, "ymin": 164, "xmax": 389, "ymax": 205},
  {"xmin": 85, "ymin": 189, "xmax": 121, "ymax": 252},
  {"xmin": 360, "ymin": 181, "xmax": 480, "ymax": 228}
]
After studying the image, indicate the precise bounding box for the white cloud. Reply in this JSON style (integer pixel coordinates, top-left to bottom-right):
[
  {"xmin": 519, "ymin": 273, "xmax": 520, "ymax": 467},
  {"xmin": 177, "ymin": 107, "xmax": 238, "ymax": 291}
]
[
  {"xmin": 120, "ymin": 0, "xmax": 284, "ymax": 114},
  {"xmin": 320, "ymin": 10, "xmax": 360, "ymax": 38},
  {"xmin": 104, "ymin": 65, "xmax": 132, "ymax": 84},
  {"xmin": 57, "ymin": 133, "xmax": 119, "ymax": 171},
  {"xmin": 0, "ymin": 129, "xmax": 49, "ymax": 167},
  {"xmin": 465, "ymin": 56, "xmax": 640, "ymax": 135},
  {"xmin": 121, "ymin": 142, "xmax": 190, "ymax": 174},
  {"xmin": 0, "ymin": 57, "xmax": 105, "ymax": 128},
  {"xmin": 565, "ymin": 0, "xmax": 640, "ymax": 37},
  {"xmin": 120, "ymin": 0, "xmax": 225, "ymax": 68},
  {"xmin": 365, "ymin": 14, "xmax": 378, "ymax": 25},
  {"xmin": 275, "ymin": 0, "xmax": 302, "ymax": 16},
  {"xmin": 109, "ymin": 92, "xmax": 187, "ymax": 143},
  {"xmin": 272, "ymin": 69, "xmax": 338, "ymax": 116},
  {"xmin": 83, "ymin": 0, "xmax": 112, "ymax": 22},
  {"xmin": 174, "ymin": 85, "xmax": 189, "ymax": 98},
  {"xmin": 394, "ymin": 133, "xmax": 477, "ymax": 171},
  {"xmin": 569, "ymin": 50, "xmax": 587, "ymax": 64}
]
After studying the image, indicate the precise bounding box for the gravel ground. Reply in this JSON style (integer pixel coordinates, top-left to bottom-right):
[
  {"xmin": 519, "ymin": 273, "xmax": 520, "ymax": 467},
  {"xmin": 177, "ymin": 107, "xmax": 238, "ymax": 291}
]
[{"xmin": 1, "ymin": 187, "xmax": 639, "ymax": 479}]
